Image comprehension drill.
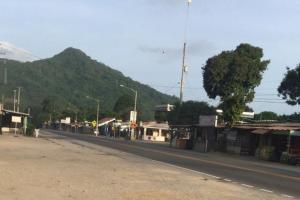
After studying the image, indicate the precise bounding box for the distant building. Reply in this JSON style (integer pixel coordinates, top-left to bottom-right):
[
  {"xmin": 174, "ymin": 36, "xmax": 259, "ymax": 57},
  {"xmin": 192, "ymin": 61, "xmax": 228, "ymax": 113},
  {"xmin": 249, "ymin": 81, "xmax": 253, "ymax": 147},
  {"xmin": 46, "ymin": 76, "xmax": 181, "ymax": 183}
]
[
  {"xmin": 139, "ymin": 121, "xmax": 170, "ymax": 142},
  {"xmin": 155, "ymin": 104, "xmax": 174, "ymax": 112},
  {"xmin": 0, "ymin": 104, "xmax": 30, "ymax": 134}
]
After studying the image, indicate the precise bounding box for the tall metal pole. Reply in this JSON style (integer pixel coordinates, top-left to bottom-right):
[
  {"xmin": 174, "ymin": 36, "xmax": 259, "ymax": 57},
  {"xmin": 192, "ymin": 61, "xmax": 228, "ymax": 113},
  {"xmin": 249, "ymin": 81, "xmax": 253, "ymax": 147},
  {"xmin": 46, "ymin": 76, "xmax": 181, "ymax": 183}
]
[
  {"xmin": 17, "ymin": 87, "xmax": 21, "ymax": 112},
  {"xmin": 13, "ymin": 90, "xmax": 16, "ymax": 112},
  {"xmin": 96, "ymin": 100, "xmax": 99, "ymax": 136},
  {"xmin": 119, "ymin": 85, "xmax": 138, "ymax": 140},
  {"xmin": 179, "ymin": 0, "xmax": 191, "ymax": 104},
  {"xmin": 86, "ymin": 96, "xmax": 100, "ymax": 136},
  {"xmin": 1, "ymin": 94, "xmax": 4, "ymax": 109},
  {"xmin": 179, "ymin": 42, "xmax": 187, "ymax": 104},
  {"xmin": 134, "ymin": 90, "xmax": 137, "ymax": 112}
]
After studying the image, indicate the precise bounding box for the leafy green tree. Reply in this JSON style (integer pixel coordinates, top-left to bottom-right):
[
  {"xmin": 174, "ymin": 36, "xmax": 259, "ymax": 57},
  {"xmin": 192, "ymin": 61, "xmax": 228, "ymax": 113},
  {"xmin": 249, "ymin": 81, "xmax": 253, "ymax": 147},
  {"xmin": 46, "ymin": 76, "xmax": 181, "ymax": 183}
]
[
  {"xmin": 113, "ymin": 95, "xmax": 134, "ymax": 121},
  {"xmin": 167, "ymin": 101, "xmax": 215, "ymax": 125},
  {"xmin": 279, "ymin": 112, "xmax": 300, "ymax": 122},
  {"xmin": 202, "ymin": 43, "xmax": 270, "ymax": 127},
  {"xmin": 254, "ymin": 111, "xmax": 278, "ymax": 120},
  {"xmin": 41, "ymin": 96, "xmax": 56, "ymax": 113},
  {"xmin": 154, "ymin": 111, "xmax": 168, "ymax": 123},
  {"xmin": 278, "ymin": 64, "xmax": 300, "ymax": 105}
]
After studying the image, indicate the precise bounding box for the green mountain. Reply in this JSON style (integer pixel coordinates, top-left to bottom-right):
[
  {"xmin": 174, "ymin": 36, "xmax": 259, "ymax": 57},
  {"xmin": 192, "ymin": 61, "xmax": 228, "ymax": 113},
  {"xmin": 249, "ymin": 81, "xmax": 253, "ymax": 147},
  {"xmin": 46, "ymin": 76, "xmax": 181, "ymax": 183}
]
[{"xmin": 0, "ymin": 47, "xmax": 178, "ymax": 123}]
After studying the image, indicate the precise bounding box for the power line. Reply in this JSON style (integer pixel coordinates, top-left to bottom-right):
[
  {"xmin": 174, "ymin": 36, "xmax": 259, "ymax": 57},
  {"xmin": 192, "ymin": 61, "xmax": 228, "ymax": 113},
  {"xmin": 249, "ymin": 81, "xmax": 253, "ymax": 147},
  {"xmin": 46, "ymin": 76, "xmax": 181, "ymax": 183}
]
[
  {"xmin": 151, "ymin": 84, "xmax": 281, "ymax": 95},
  {"xmin": 253, "ymin": 100, "xmax": 286, "ymax": 104}
]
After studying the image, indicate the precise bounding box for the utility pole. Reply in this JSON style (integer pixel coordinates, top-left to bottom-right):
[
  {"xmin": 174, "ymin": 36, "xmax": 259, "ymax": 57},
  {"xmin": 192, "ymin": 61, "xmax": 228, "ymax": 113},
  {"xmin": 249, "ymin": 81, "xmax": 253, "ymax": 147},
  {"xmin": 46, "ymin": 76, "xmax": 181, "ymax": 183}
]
[
  {"xmin": 75, "ymin": 113, "xmax": 78, "ymax": 133},
  {"xmin": 134, "ymin": 90, "xmax": 137, "ymax": 112},
  {"xmin": 179, "ymin": 42, "xmax": 187, "ymax": 104},
  {"xmin": 17, "ymin": 87, "xmax": 21, "ymax": 112},
  {"xmin": 179, "ymin": 0, "xmax": 191, "ymax": 104},
  {"xmin": 96, "ymin": 100, "xmax": 99, "ymax": 136},
  {"xmin": 120, "ymin": 85, "xmax": 138, "ymax": 140},
  {"xmin": 1, "ymin": 94, "xmax": 4, "ymax": 109},
  {"xmin": 13, "ymin": 90, "xmax": 16, "ymax": 112},
  {"xmin": 86, "ymin": 96, "xmax": 100, "ymax": 136},
  {"xmin": 2, "ymin": 61, "xmax": 7, "ymax": 109}
]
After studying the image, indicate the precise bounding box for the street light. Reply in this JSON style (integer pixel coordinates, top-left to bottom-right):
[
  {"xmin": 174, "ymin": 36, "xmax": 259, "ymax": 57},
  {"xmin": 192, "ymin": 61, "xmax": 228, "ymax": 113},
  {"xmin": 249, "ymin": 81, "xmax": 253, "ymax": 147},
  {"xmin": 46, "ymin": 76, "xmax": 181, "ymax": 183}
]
[
  {"xmin": 120, "ymin": 85, "xmax": 137, "ymax": 112},
  {"xmin": 86, "ymin": 96, "xmax": 100, "ymax": 136},
  {"xmin": 120, "ymin": 85, "xmax": 138, "ymax": 140},
  {"xmin": 13, "ymin": 89, "xmax": 16, "ymax": 112}
]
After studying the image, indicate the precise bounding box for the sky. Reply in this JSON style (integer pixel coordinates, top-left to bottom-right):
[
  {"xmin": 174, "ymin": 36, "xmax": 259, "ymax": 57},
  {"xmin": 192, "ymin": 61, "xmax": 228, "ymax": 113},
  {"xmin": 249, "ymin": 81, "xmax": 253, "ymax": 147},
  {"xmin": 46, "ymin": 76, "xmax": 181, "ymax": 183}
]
[{"xmin": 1, "ymin": 0, "xmax": 300, "ymax": 114}]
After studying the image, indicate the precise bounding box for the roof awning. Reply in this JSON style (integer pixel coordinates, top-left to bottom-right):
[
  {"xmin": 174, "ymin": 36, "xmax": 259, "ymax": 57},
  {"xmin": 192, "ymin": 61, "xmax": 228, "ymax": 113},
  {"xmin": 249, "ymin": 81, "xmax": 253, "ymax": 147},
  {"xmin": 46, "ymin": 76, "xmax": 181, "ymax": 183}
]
[
  {"xmin": 98, "ymin": 118, "xmax": 116, "ymax": 127},
  {"xmin": 2, "ymin": 109, "xmax": 30, "ymax": 116},
  {"xmin": 252, "ymin": 129, "xmax": 270, "ymax": 134}
]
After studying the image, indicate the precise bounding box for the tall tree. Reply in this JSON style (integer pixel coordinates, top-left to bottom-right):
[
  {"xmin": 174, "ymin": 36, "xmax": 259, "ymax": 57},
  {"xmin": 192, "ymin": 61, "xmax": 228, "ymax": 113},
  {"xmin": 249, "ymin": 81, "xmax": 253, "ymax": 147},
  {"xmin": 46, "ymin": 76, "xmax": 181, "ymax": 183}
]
[
  {"xmin": 278, "ymin": 64, "xmax": 300, "ymax": 105},
  {"xmin": 167, "ymin": 101, "xmax": 215, "ymax": 125},
  {"xmin": 154, "ymin": 111, "xmax": 168, "ymax": 123},
  {"xmin": 202, "ymin": 43, "xmax": 270, "ymax": 126},
  {"xmin": 254, "ymin": 111, "xmax": 278, "ymax": 120},
  {"xmin": 113, "ymin": 95, "xmax": 134, "ymax": 121}
]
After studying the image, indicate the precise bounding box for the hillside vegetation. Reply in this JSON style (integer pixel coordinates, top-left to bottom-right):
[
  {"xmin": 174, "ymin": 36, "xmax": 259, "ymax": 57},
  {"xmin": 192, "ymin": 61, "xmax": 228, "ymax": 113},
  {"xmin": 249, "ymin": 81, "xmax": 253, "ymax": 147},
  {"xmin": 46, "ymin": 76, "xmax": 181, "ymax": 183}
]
[{"xmin": 0, "ymin": 48, "xmax": 177, "ymax": 123}]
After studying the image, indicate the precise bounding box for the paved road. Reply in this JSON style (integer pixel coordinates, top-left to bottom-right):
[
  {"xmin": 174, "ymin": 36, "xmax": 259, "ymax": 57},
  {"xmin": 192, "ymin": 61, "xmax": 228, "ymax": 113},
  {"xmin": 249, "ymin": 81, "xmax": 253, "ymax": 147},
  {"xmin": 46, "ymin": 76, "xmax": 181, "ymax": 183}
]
[{"xmin": 44, "ymin": 129, "xmax": 300, "ymax": 198}]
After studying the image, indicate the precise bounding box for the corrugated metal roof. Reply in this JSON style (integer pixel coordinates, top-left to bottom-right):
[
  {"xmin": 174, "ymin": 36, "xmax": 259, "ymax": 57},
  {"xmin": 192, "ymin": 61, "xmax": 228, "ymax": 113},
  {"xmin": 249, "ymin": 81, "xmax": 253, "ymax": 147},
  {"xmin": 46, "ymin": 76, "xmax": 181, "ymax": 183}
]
[
  {"xmin": 251, "ymin": 129, "xmax": 271, "ymax": 134},
  {"xmin": 140, "ymin": 121, "xmax": 169, "ymax": 130},
  {"xmin": 2, "ymin": 109, "xmax": 30, "ymax": 116},
  {"xmin": 98, "ymin": 118, "xmax": 115, "ymax": 127},
  {"xmin": 234, "ymin": 123, "xmax": 300, "ymax": 131}
]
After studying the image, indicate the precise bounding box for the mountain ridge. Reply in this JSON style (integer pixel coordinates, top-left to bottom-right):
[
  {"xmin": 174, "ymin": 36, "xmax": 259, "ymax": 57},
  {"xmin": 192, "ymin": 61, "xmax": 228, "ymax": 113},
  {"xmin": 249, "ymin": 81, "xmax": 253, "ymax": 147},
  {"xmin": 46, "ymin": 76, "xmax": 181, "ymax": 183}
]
[{"xmin": 0, "ymin": 47, "xmax": 178, "ymax": 122}]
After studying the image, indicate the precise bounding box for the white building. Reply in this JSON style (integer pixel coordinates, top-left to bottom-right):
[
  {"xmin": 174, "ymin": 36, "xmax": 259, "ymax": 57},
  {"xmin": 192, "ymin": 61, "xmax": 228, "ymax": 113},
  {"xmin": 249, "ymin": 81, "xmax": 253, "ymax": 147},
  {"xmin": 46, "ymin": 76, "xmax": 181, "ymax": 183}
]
[{"xmin": 139, "ymin": 121, "xmax": 170, "ymax": 142}]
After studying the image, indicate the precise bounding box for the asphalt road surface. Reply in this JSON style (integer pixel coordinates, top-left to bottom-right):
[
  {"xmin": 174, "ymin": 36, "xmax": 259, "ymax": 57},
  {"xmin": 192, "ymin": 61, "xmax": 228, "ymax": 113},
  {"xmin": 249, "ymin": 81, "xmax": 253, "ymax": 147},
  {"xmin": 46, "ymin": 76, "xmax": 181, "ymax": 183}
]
[{"xmin": 44, "ymin": 129, "xmax": 300, "ymax": 198}]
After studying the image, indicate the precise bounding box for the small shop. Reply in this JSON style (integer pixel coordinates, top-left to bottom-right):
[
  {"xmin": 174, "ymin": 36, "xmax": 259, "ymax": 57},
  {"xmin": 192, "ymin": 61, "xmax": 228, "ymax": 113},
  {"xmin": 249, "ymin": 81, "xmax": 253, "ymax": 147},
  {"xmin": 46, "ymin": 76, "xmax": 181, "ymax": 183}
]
[
  {"xmin": 192, "ymin": 116, "xmax": 219, "ymax": 153},
  {"xmin": 286, "ymin": 130, "xmax": 300, "ymax": 164},
  {"xmin": 218, "ymin": 123, "xmax": 300, "ymax": 165},
  {"xmin": 0, "ymin": 108, "xmax": 30, "ymax": 135},
  {"xmin": 169, "ymin": 125, "xmax": 195, "ymax": 149},
  {"xmin": 139, "ymin": 121, "xmax": 170, "ymax": 142},
  {"xmin": 221, "ymin": 128, "xmax": 260, "ymax": 156}
]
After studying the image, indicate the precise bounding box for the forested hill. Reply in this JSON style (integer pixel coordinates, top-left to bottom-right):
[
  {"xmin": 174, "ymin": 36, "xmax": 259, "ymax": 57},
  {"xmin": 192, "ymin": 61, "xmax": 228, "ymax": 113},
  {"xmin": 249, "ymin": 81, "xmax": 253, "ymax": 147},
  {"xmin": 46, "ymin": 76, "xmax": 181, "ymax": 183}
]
[{"xmin": 0, "ymin": 47, "xmax": 178, "ymax": 121}]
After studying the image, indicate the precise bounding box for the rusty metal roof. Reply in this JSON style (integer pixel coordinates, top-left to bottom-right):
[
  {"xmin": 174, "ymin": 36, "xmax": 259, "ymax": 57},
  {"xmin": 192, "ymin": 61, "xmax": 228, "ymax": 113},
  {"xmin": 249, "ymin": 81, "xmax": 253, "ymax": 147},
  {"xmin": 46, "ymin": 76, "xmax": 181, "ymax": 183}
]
[{"xmin": 233, "ymin": 123, "xmax": 300, "ymax": 131}]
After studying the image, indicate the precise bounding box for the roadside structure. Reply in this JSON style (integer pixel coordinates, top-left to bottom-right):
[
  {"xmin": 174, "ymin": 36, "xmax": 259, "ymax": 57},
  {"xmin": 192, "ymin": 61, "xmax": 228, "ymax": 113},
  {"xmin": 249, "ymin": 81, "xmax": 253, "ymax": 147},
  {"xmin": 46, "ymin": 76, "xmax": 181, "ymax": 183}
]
[
  {"xmin": 97, "ymin": 117, "xmax": 116, "ymax": 136},
  {"xmin": 0, "ymin": 104, "xmax": 30, "ymax": 135},
  {"xmin": 222, "ymin": 123, "xmax": 300, "ymax": 164},
  {"xmin": 138, "ymin": 121, "xmax": 170, "ymax": 142},
  {"xmin": 168, "ymin": 113, "xmax": 300, "ymax": 164},
  {"xmin": 155, "ymin": 104, "xmax": 174, "ymax": 112}
]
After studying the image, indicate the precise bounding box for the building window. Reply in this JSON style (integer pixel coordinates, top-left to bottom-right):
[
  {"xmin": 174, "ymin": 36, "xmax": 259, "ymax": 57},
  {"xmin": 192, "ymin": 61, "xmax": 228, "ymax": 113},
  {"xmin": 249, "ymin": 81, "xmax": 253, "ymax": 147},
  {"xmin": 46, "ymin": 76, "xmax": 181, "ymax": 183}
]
[{"xmin": 146, "ymin": 129, "xmax": 153, "ymax": 136}]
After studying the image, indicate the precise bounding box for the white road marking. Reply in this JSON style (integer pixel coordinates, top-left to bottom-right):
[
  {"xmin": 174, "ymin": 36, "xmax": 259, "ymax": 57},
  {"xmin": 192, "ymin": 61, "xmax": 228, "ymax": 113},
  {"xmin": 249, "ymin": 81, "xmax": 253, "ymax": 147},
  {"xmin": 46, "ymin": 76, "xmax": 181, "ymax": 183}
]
[
  {"xmin": 260, "ymin": 189, "xmax": 273, "ymax": 193},
  {"xmin": 151, "ymin": 159, "xmax": 221, "ymax": 179},
  {"xmin": 281, "ymin": 194, "xmax": 294, "ymax": 198},
  {"xmin": 241, "ymin": 184, "xmax": 254, "ymax": 188},
  {"xmin": 224, "ymin": 179, "xmax": 232, "ymax": 182}
]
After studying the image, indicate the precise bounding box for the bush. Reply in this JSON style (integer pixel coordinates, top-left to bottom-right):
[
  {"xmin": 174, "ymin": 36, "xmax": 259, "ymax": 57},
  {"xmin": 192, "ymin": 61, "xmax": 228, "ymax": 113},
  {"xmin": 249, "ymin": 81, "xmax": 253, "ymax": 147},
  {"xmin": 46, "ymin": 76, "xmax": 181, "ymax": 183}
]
[
  {"xmin": 259, "ymin": 146, "xmax": 275, "ymax": 161},
  {"xmin": 26, "ymin": 123, "xmax": 36, "ymax": 136}
]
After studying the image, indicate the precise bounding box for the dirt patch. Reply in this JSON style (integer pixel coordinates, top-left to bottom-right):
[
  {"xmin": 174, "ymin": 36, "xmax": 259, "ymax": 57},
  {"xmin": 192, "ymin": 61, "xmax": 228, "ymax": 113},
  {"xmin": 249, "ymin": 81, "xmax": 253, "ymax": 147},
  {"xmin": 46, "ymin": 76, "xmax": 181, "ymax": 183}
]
[{"xmin": 0, "ymin": 133, "xmax": 293, "ymax": 200}]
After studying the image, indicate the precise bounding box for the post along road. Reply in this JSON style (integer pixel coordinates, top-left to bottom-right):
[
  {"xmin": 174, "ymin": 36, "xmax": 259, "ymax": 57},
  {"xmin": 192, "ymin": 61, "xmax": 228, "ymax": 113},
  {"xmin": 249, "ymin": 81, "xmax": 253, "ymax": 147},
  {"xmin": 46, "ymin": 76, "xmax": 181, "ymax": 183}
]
[{"xmin": 45, "ymin": 130, "xmax": 300, "ymax": 198}]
